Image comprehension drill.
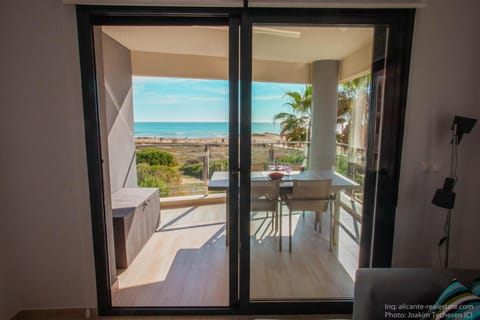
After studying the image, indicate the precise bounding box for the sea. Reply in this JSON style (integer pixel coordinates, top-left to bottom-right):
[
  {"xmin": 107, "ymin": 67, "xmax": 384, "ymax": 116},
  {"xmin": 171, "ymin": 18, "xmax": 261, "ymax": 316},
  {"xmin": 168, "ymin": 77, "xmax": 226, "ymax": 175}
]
[{"xmin": 134, "ymin": 122, "xmax": 281, "ymax": 138}]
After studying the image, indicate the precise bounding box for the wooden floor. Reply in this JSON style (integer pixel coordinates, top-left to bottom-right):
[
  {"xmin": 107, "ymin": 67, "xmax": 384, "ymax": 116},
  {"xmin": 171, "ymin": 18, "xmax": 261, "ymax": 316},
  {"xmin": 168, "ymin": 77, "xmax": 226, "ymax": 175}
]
[
  {"xmin": 250, "ymin": 209, "xmax": 354, "ymax": 300},
  {"xmin": 112, "ymin": 204, "xmax": 229, "ymax": 307},
  {"xmin": 112, "ymin": 203, "xmax": 355, "ymax": 307}
]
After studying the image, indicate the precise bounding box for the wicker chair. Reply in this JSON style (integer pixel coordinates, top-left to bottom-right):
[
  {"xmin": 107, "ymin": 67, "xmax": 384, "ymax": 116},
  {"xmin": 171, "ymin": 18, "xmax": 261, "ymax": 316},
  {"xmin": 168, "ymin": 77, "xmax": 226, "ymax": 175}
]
[
  {"xmin": 281, "ymin": 179, "xmax": 332, "ymax": 252},
  {"xmin": 251, "ymin": 179, "xmax": 281, "ymax": 246}
]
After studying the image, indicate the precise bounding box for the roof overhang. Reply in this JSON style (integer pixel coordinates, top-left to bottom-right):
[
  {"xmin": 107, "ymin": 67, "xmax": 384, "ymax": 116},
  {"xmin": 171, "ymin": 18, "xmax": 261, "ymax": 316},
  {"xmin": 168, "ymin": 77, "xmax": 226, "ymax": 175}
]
[{"xmin": 102, "ymin": 25, "xmax": 374, "ymax": 83}]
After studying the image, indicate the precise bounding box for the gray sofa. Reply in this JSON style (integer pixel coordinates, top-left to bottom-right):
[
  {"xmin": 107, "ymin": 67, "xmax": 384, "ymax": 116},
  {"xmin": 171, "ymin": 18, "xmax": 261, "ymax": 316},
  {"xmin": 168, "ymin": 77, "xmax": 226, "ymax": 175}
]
[{"xmin": 352, "ymin": 268, "xmax": 479, "ymax": 320}]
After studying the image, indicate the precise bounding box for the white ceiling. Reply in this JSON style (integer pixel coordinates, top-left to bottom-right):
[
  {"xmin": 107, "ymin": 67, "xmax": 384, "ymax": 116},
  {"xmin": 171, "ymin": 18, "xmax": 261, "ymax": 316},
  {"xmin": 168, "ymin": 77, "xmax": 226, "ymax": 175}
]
[
  {"xmin": 253, "ymin": 26, "xmax": 373, "ymax": 62},
  {"xmin": 102, "ymin": 25, "xmax": 373, "ymax": 63}
]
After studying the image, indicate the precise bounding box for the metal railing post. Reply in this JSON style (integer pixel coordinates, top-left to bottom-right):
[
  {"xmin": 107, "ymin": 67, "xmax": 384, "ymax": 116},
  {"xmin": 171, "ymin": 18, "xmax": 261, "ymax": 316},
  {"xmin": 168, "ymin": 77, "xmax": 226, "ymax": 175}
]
[
  {"xmin": 203, "ymin": 144, "xmax": 210, "ymax": 195},
  {"xmin": 269, "ymin": 143, "xmax": 275, "ymax": 164}
]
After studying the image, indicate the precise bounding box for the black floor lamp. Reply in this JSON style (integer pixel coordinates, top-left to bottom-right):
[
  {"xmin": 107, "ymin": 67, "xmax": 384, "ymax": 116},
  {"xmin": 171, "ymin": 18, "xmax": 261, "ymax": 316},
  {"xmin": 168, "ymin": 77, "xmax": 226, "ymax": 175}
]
[{"xmin": 432, "ymin": 115, "xmax": 476, "ymax": 268}]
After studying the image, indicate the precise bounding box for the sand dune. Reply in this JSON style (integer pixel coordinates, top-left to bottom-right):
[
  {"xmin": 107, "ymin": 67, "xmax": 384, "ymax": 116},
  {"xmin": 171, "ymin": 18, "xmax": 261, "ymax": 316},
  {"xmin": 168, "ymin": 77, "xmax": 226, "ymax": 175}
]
[{"xmin": 135, "ymin": 133, "xmax": 284, "ymax": 145}]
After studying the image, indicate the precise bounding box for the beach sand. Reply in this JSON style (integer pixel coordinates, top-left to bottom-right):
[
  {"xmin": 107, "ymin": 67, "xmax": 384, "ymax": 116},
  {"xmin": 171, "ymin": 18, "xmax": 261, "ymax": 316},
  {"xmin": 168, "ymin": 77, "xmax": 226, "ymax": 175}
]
[
  {"xmin": 135, "ymin": 133, "xmax": 284, "ymax": 145},
  {"xmin": 134, "ymin": 133, "xmax": 302, "ymax": 171}
]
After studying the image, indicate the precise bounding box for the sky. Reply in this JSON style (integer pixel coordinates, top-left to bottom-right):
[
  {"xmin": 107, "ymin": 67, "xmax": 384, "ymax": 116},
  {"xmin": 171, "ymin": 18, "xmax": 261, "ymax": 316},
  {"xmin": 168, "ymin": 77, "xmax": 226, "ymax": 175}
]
[{"xmin": 132, "ymin": 76, "xmax": 307, "ymax": 122}]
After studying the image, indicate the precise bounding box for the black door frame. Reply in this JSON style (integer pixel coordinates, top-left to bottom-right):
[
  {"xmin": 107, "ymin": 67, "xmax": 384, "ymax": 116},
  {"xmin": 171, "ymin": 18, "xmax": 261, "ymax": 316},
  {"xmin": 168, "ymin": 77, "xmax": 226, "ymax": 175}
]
[
  {"xmin": 238, "ymin": 8, "xmax": 415, "ymax": 314},
  {"xmin": 76, "ymin": 6, "xmax": 241, "ymax": 316},
  {"xmin": 77, "ymin": 5, "xmax": 414, "ymax": 316}
]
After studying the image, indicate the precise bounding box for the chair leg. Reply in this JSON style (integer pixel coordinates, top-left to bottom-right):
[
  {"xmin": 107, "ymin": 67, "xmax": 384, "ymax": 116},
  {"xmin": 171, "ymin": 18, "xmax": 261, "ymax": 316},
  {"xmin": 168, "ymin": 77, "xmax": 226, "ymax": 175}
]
[
  {"xmin": 271, "ymin": 210, "xmax": 275, "ymax": 231},
  {"xmin": 275, "ymin": 204, "xmax": 278, "ymax": 233},
  {"xmin": 302, "ymin": 211, "xmax": 305, "ymax": 218},
  {"xmin": 318, "ymin": 211, "xmax": 322, "ymax": 233},
  {"xmin": 289, "ymin": 209, "xmax": 292, "ymax": 252},
  {"xmin": 329, "ymin": 200, "xmax": 334, "ymax": 252}
]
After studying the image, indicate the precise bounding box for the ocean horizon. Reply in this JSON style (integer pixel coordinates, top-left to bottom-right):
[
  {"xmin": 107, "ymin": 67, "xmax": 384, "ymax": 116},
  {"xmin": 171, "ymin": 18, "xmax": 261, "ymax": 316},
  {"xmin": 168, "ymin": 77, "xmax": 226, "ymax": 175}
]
[{"xmin": 134, "ymin": 122, "xmax": 281, "ymax": 138}]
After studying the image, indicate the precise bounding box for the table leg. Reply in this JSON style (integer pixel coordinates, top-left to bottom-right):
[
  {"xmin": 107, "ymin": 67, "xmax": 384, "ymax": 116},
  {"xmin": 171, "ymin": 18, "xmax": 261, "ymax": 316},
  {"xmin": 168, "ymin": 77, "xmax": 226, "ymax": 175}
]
[
  {"xmin": 329, "ymin": 198, "xmax": 333, "ymax": 252},
  {"xmin": 289, "ymin": 208, "xmax": 292, "ymax": 252},
  {"xmin": 279, "ymin": 202, "xmax": 282, "ymax": 251},
  {"xmin": 330, "ymin": 191, "xmax": 340, "ymax": 254}
]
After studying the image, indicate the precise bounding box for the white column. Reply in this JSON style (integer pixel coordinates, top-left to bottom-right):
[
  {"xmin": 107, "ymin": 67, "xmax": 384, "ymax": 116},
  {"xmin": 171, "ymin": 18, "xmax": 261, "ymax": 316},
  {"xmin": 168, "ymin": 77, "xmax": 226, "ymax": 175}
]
[{"xmin": 309, "ymin": 60, "xmax": 339, "ymax": 171}]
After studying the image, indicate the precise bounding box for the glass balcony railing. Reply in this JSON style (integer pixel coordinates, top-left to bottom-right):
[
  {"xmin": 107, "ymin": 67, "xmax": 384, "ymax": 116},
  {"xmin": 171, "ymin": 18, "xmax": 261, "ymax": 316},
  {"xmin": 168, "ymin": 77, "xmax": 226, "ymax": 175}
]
[{"xmin": 135, "ymin": 141, "xmax": 366, "ymax": 201}]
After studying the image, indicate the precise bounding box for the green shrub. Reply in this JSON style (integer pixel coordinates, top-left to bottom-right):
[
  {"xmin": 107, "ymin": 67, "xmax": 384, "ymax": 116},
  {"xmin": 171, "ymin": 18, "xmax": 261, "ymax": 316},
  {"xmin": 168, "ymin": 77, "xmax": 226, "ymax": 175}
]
[
  {"xmin": 136, "ymin": 163, "xmax": 182, "ymax": 196},
  {"xmin": 136, "ymin": 149, "xmax": 177, "ymax": 167},
  {"xmin": 180, "ymin": 162, "xmax": 203, "ymax": 179},
  {"xmin": 209, "ymin": 159, "xmax": 228, "ymax": 173},
  {"xmin": 184, "ymin": 158, "xmax": 201, "ymax": 165},
  {"xmin": 355, "ymin": 173, "xmax": 364, "ymax": 186},
  {"xmin": 279, "ymin": 154, "xmax": 304, "ymax": 164},
  {"xmin": 180, "ymin": 159, "xmax": 229, "ymax": 179},
  {"xmin": 335, "ymin": 156, "xmax": 348, "ymax": 177},
  {"xmin": 335, "ymin": 157, "xmax": 365, "ymax": 186}
]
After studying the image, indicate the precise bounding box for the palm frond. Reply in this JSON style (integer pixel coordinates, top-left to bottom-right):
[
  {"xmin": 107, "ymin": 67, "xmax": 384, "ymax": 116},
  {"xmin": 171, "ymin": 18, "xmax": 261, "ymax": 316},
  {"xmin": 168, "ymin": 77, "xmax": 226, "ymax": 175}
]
[{"xmin": 274, "ymin": 84, "xmax": 312, "ymax": 142}]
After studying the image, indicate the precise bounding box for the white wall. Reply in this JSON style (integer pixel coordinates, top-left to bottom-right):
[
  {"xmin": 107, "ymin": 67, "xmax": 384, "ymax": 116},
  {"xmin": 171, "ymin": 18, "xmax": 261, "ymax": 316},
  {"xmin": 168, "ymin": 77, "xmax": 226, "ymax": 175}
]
[
  {"xmin": 95, "ymin": 32, "xmax": 137, "ymax": 285},
  {"xmin": 338, "ymin": 42, "xmax": 373, "ymax": 83},
  {"xmin": 310, "ymin": 60, "xmax": 339, "ymax": 171},
  {"xmin": 0, "ymin": 137, "xmax": 18, "ymax": 318},
  {"xmin": 131, "ymin": 44, "xmax": 370, "ymax": 84},
  {"xmin": 0, "ymin": 211, "xmax": 18, "ymax": 320},
  {"xmin": 101, "ymin": 34, "xmax": 137, "ymax": 193},
  {"xmin": 132, "ymin": 51, "xmax": 311, "ymax": 84},
  {"xmin": 0, "ymin": 1, "xmax": 96, "ymax": 317},
  {"xmin": 393, "ymin": 0, "xmax": 480, "ymax": 267}
]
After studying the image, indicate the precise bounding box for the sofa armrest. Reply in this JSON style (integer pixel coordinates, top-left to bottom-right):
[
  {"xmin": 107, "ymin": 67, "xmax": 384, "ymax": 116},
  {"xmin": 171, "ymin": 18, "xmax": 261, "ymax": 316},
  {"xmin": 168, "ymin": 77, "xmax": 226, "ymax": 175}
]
[{"xmin": 352, "ymin": 268, "xmax": 479, "ymax": 320}]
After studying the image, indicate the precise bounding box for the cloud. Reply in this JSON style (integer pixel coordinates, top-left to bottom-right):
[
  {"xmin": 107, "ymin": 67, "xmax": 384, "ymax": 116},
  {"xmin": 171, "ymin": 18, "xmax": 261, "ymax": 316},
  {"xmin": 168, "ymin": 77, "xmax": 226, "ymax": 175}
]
[
  {"xmin": 135, "ymin": 93, "xmax": 226, "ymax": 106},
  {"xmin": 132, "ymin": 77, "xmax": 229, "ymax": 106}
]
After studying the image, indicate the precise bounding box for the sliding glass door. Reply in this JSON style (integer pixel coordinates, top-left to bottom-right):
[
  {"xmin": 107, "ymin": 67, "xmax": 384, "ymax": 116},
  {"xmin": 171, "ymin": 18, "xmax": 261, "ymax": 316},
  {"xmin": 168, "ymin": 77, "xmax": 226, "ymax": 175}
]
[
  {"xmin": 79, "ymin": 10, "xmax": 241, "ymax": 311},
  {"xmin": 95, "ymin": 23, "xmax": 237, "ymax": 308},
  {"xmin": 77, "ymin": 5, "xmax": 414, "ymax": 315},
  {"xmin": 247, "ymin": 24, "xmax": 378, "ymax": 301},
  {"xmin": 237, "ymin": 10, "xmax": 412, "ymax": 312}
]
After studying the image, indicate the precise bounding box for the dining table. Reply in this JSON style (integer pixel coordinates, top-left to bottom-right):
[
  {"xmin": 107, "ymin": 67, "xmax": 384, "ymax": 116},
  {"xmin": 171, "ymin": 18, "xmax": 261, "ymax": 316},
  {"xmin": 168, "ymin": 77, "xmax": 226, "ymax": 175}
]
[{"xmin": 208, "ymin": 170, "xmax": 360, "ymax": 251}]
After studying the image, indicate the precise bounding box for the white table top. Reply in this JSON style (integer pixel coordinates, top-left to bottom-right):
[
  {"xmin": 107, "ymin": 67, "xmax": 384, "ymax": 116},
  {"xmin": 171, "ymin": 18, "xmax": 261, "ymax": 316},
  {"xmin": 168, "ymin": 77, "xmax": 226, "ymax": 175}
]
[{"xmin": 208, "ymin": 170, "xmax": 359, "ymax": 191}]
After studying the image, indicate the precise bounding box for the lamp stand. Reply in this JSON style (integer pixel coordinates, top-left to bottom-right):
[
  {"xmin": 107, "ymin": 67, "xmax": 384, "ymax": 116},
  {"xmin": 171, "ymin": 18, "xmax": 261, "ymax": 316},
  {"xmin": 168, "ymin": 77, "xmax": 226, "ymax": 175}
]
[
  {"xmin": 444, "ymin": 209, "xmax": 452, "ymax": 268},
  {"xmin": 443, "ymin": 127, "xmax": 457, "ymax": 268},
  {"xmin": 433, "ymin": 116, "xmax": 477, "ymax": 268}
]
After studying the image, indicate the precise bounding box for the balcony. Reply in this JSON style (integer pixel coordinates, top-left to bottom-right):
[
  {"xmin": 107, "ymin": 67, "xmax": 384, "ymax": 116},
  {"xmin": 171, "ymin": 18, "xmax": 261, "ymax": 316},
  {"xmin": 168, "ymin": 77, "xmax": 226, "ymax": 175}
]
[
  {"xmin": 99, "ymin": 24, "xmax": 371, "ymax": 309},
  {"xmin": 111, "ymin": 140, "xmax": 363, "ymax": 306}
]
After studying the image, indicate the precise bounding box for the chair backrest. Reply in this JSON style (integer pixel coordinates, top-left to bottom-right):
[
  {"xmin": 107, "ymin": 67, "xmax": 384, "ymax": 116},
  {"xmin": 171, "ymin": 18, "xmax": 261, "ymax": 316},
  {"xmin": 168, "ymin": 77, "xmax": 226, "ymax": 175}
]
[
  {"xmin": 251, "ymin": 180, "xmax": 280, "ymax": 201},
  {"xmin": 291, "ymin": 179, "xmax": 332, "ymax": 200}
]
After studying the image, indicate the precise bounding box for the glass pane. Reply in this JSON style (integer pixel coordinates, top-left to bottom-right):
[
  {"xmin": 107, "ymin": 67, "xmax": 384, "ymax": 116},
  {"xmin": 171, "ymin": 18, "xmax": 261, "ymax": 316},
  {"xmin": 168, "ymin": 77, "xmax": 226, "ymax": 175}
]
[
  {"xmin": 95, "ymin": 25, "xmax": 230, "ymax": 307},
  {"xmin": 249, "ymin": 24, "xmax": 380, "ymax": 300}
]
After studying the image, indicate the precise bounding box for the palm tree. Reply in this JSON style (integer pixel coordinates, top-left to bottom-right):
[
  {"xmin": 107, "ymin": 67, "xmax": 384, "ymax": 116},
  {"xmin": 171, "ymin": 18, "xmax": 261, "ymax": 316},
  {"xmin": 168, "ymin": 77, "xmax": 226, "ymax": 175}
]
[
  {"xmin": 273, "ymin": 85, "xmax": 312, "ymax": 143},
  {"xmin": 336, "ymin": 75, "xmax": 371, "ymax": 144}
]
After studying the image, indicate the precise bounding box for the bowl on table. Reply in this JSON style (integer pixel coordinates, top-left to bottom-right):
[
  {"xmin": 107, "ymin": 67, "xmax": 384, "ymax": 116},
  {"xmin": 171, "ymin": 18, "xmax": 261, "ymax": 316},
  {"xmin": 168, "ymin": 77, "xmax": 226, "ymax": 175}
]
[{"xmin": 268, "ymin": 172, "xmax": 284, "ymax": 180}]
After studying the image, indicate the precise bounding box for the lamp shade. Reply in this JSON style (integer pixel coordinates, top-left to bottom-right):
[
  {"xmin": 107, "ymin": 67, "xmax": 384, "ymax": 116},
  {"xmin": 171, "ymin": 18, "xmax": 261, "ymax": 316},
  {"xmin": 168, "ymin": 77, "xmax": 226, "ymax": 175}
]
[
  {"xmin": 452, "ymin": 116, "xmax": 477, "ymax": 144},
  {"xmin": 432, "ymin": 177, "xmax": 456, "ymax": 209}
]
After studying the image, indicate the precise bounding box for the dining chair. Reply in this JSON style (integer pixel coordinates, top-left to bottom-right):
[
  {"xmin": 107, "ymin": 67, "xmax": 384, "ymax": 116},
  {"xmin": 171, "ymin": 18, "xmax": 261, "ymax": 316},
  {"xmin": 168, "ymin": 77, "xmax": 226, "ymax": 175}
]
[
  {"xmin": 250, "ymin": 179, "xmax": 281, "ymax": 244},
  {"xmin": 281, "ymin": 179, "xmax": 332, "ymax": 252}
]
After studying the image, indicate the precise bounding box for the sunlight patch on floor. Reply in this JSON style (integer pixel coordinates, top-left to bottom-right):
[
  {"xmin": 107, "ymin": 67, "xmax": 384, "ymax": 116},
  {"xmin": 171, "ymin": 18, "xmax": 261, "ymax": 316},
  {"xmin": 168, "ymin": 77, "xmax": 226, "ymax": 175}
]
[{"xmin": 117, "ymin": 205, "xmax": 226, "ymax": 288}]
